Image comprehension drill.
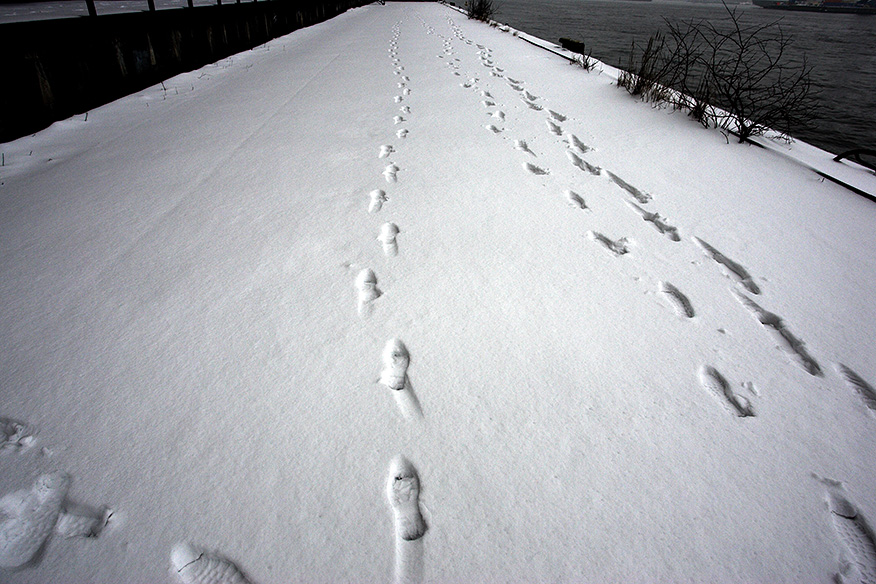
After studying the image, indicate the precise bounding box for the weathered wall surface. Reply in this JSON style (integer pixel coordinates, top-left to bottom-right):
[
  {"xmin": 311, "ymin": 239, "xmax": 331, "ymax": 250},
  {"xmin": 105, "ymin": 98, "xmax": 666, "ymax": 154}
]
[{"xmin": 0, "ymin": 0, "xmax": 369, "ymax": 142}]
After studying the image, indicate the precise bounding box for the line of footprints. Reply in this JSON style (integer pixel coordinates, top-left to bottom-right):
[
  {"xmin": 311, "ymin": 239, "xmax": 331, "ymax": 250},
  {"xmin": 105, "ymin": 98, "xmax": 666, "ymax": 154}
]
[
  {"xmin": 431, "ymin": 13, "xmax": 876, "ymax": 581},
  {"xmin": 375, "ymin": 20, "xmax": 429, "ymax": 584},
  {"xmin": 440, "ymin": 19, "xmax": 872, "ymax": 419}
]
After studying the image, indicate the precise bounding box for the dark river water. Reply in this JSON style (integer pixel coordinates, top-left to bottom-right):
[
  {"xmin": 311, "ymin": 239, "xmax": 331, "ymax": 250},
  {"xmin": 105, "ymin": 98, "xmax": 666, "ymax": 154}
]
[{"xmin": 494, "ymin": 0, "xmax": 876, "ymax": 155}]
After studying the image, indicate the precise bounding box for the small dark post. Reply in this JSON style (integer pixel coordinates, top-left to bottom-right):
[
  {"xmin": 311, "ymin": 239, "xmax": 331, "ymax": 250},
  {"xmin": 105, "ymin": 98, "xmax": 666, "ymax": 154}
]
[
  {"xmin": 217, "ymin": 0, "xmax": 221, "ymax": 6},
  {"xmin": 147, "ymin": 0, "xmax": 155, "ymax": 10},
  {"xmin": 85, "ymin": 0, "xmax": 97, "ymax": 16},
  {"xmin": 187, "ymin": 0, "xmax": 193, "ymax": 6}
]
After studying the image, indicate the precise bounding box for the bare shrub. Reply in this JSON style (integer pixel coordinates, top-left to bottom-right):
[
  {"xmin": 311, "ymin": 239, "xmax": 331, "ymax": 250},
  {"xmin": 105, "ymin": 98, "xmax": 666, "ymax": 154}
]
[
  {"xmin": 618, "ymin": 3, "xmax": 815, "ymax": 143},
  {"xmin": 466, "ymin": 0, "xmax": 495, "ymax": 22}
]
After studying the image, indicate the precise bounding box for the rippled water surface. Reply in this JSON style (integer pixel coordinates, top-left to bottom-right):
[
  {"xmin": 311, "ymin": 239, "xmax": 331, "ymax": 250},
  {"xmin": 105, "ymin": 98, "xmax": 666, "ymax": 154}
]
[{"xmin": 495, "ymin": 0, "xmax": 876, "ymax": 155}]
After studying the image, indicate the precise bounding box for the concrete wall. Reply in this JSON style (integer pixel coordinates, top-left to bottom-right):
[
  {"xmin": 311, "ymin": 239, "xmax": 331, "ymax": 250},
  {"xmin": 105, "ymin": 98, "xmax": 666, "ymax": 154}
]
[{"xmin": 0, "ymin": 0, "xmax": 369, "ymax": 142}]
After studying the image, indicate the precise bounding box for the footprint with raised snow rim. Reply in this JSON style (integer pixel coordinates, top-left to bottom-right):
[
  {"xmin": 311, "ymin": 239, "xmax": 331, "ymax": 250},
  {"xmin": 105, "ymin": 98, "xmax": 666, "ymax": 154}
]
[
  {"xmin": 731, "ymin": 289, "xmax": 822, "ymax": 377},
  {"xmin": 379, "ymin": 145, "xmax": 395, "ymax": 159},
  {"xmin": 523, "ymin": 100, "xmax": 543, "ymax": 111},
  {"xmin": 0, "ymin": 472, "xmax": 69, "ymax": 568},
  {"xmin": 1, "ymin": 418, "xmax": 36, "ymax": 453},
  {"xmin": 383, "ymin": 163, "xmax": 399, "ymax": 183},
  {"xmin": 482, "ymin": 100, "xmax": 496, "ymax": 108},
  {"xmin": 378, "ymin": 222, "xmax": 400, "ymax": 257},
  {"xmin": 814, "ymin": 478, "xmax": 876, "ymax": 584},
  {"xmin": 171, "ymin": 543, "xmax": 251, "ymax": 584},
  {"xmin": 380, "ymin": 338, "xmax": 410, "ymax": 391},
  {"xmin": 565, "ymin": 190, "xmax": 587, "ymax": 210},
  {"xmin": 394, "ymin": 116, "xmax": 406, "ymax": 124},
  {"xmin": 566, "ymin": 151, "xmax": 601, "ymax": 176},
  {"xmin": 356, "ymin": 268, "xmax": 382, "ymax": 317},
  {"xmin": 659, "ymin": 281, "xmax": 695, "ymax": 318},
  {"xmin": 523, "ymin": 90, "xmax": 539, "ymax": 102},
  {"xmin": 698, "ymin": 365, "xmax": 755, "ymax": 417},
  {"xmin": 605, "ymin": 171, "xmax": 651, "ymax": 204},
  {"xmin": 514, "ymin": 140, "xmax": 534, "ymax": 155},
  {"xmin": 568, "ymin": 134, "xmax": 593, "ymax": 153},
  {"xmin": 508, "ymin": 83, "xmax": 523, "ymax": 92},
  {"xmin": 693, "ymin": 237, "xmax": 760, "ymax": 295},
  {"xmin": 387, "ymin": 456, "xmax": 427, "ymax": 541},
  {"xmin": 369, "ymin": 189, "xmax": 388, "ymax": 213},
  {"xmin": 481, "ymin": 90, "xmax": 492, "ymax": 98},
  {"xmin": 403, "ymin": 88, "xmax": 411, "ymax": 96},
  {"xmin": 492, "ymin": 111, "xmax": 505, "ymax": 121},
  {"xmin": 587, "ymin": 231, "xmax": 629, "ymax": 256},
  {"xmin": 399, "ymin": 106, "xmax": 410, "ymax": 114},
  {"xmin": 546, "ymin": 120, "xmax": 563, "ymax": 136},
  {"xmin": 548, "ymin": 110, "xmax": 567, "ymax": 122},
  {"xmin": 524, "ymin": 162, "xmax": 549, "ymax": 175},
  {"xmin": 394, "ymin": 96, "xmax": 404, "ymax": 103},
  {"xmin": 626, "ymin": 201, "xmax": 680, "ymax": 241},
  {"xmin": 836, "ymin": 364, "xmax": 876, "ymax": 416},
  {"xmin": 396, "ymin": 129, "xmax": 408, "ymax": 139}
]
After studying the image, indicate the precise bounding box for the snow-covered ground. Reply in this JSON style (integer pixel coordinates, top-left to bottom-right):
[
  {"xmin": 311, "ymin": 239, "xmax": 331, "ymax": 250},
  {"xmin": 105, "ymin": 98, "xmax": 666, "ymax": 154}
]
[{"xmin": 2, "ymin": 3, "xmax": 876, "ymax": 582}]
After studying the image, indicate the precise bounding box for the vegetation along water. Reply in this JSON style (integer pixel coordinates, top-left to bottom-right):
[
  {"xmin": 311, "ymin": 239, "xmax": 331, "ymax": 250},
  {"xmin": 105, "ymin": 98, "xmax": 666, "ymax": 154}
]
[{"xmin": 495, "ymin": 0, "xmax": 876, "ymax": 156}]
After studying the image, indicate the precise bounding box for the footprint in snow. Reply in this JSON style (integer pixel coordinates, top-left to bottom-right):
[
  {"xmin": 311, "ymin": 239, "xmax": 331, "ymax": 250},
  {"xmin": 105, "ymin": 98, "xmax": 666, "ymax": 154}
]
[
  {"xmin": 546, "ymin": 120, "xmax": 563, "ymax": 136},
  {"xmin": 378, "ymin": 222, "xmax": 400, "ymax": 257},
  {"xmin": 481, "ymin": 90, "xmax": 492, "ymax": 98},
  {"xmin": 587, "ymin": 231, "xmax": 629, "ymax": 256},
  {"xmin": 514, "ymin": 140, "xmax": 534, "ymax": 155},
  {"xmin": 836, "ymin": 364, "xmax": 876, "ymax": 416},
  {"xmin": 379, "ymin": 145, "xmax": 394, "ymax": 159},
  {"xmin": 383, "ymin": 163, "xmax": 399, "ymax": 183},
  {"xmin": 485, "ymin": 125, "xmax": 502, "ymax": 134},
  {"xmin": 568, "ymin": 134, "xmax": 593, "ymax": 153},
  {"xmin": 403, "ymin": 88, "xmax": 411, "ymax": 96},
  {"xmin": 387, "ymin": 456, "xmax": 427, "ymax": 541},
  {"xmin": 509, "ymin": 83, "xmax": 524, "ymax": 92},
  {"xmin": 399, "ymin": 106, "xmax": 410, "ymax": 114},
  {"xmin": 0, "ymin": 472, "xmax": 110, "ymax": 568},
  {"xmin": 482, "ymin": 100, "xmax": 496, "ymax": 108},
  {"xmin": 394, "ymin": 116, "xmax": 405, "ymax": 124},
  {"xmin": 626, "ymin": 201, "xmax": 680, "ymax": 241},
  {"xmin": 0, "ymin": 418, "xmax": 36, "ymax": 453},
  {"xmin": 606, "ymin": 171, "xmax": 651, "ymax": 204},
  {"xmin": 380, "ymin": 338, "xmax": 410, "ymax": 391},
  {"xmin": 524, "ymin": 162, "xmax": 549, "ymax": 175},
  {"xmin": 523, "ymin": 90, "xmax": 539, "ymax": 101},
  {"xmin": 171, "ymin": 543, "xmax": 251, "ymax": 584},
  {"xmin": 523, "ymin": 100, "xmax": 543, "ymax": 111},
  {"xmin": 732, "ymin": 289, "xmax": 823, "ymax": 377},
  {"xmin": 356, "ymin": 268, "xmax": 381, "ymax": 317},
  {"xmin": 492, "ymin": 111, "xmax": 505, "ymax": 121},
  {"xmin": 698, "ymin": 365, "xmax": 755, "ymax": 417},
  {"xmin": 548, "ymin": 110, "xmax": 567, "ymax": 122},
  {"xmin": 817, "ymin": 483, "xmax": 876, "ymax": 584},
  {"xmin": 565, "ymin": 190, "xmax": 587, "ymax": 210},
  {"xmin": 659, "ymin": 281, "xmax": 695, "ymax": 318},
  {"xmin": 394, "ymin": 96, "xmax": 403, "ymax": 103},
  {"xmin": 507, "ymin": 77, "xmax": 522, "ymax": 84},
  {"xmin": 396, "ymin": 129, "xmax": 408, "ymax": 139},
  {"xmin": 0, "ymin": 472, "xmax": 70, "ymax": 568},
  {"xmin": 566, "ymin": 150, "xmax": 601, "ymax": 175}
]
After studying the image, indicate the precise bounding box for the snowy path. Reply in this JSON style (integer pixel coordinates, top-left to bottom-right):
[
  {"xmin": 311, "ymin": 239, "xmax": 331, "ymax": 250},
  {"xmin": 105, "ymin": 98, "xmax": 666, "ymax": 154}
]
[{"xmin": 2, "ymin": 3, "xmax": 876, "ymax": 582}]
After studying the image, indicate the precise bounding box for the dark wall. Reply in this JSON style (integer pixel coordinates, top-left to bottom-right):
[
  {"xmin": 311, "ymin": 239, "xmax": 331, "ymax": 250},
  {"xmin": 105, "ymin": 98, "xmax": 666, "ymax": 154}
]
[{"xmin": 0, "ymin": 0, "xmax": 369, "ymax": 142}]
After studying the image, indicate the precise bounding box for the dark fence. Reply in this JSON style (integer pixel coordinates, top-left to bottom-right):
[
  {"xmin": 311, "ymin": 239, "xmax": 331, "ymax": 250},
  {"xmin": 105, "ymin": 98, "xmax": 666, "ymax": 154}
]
[{"xmin": 0, "ymin": 0, "xmax": 370, "ymax": 142}]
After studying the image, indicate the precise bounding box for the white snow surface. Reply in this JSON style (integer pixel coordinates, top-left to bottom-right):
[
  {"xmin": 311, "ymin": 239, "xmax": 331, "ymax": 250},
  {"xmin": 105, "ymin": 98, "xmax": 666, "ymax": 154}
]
[{"xmin": 2, "ymin": 3, "xmax": 876, "ymax": 582}]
